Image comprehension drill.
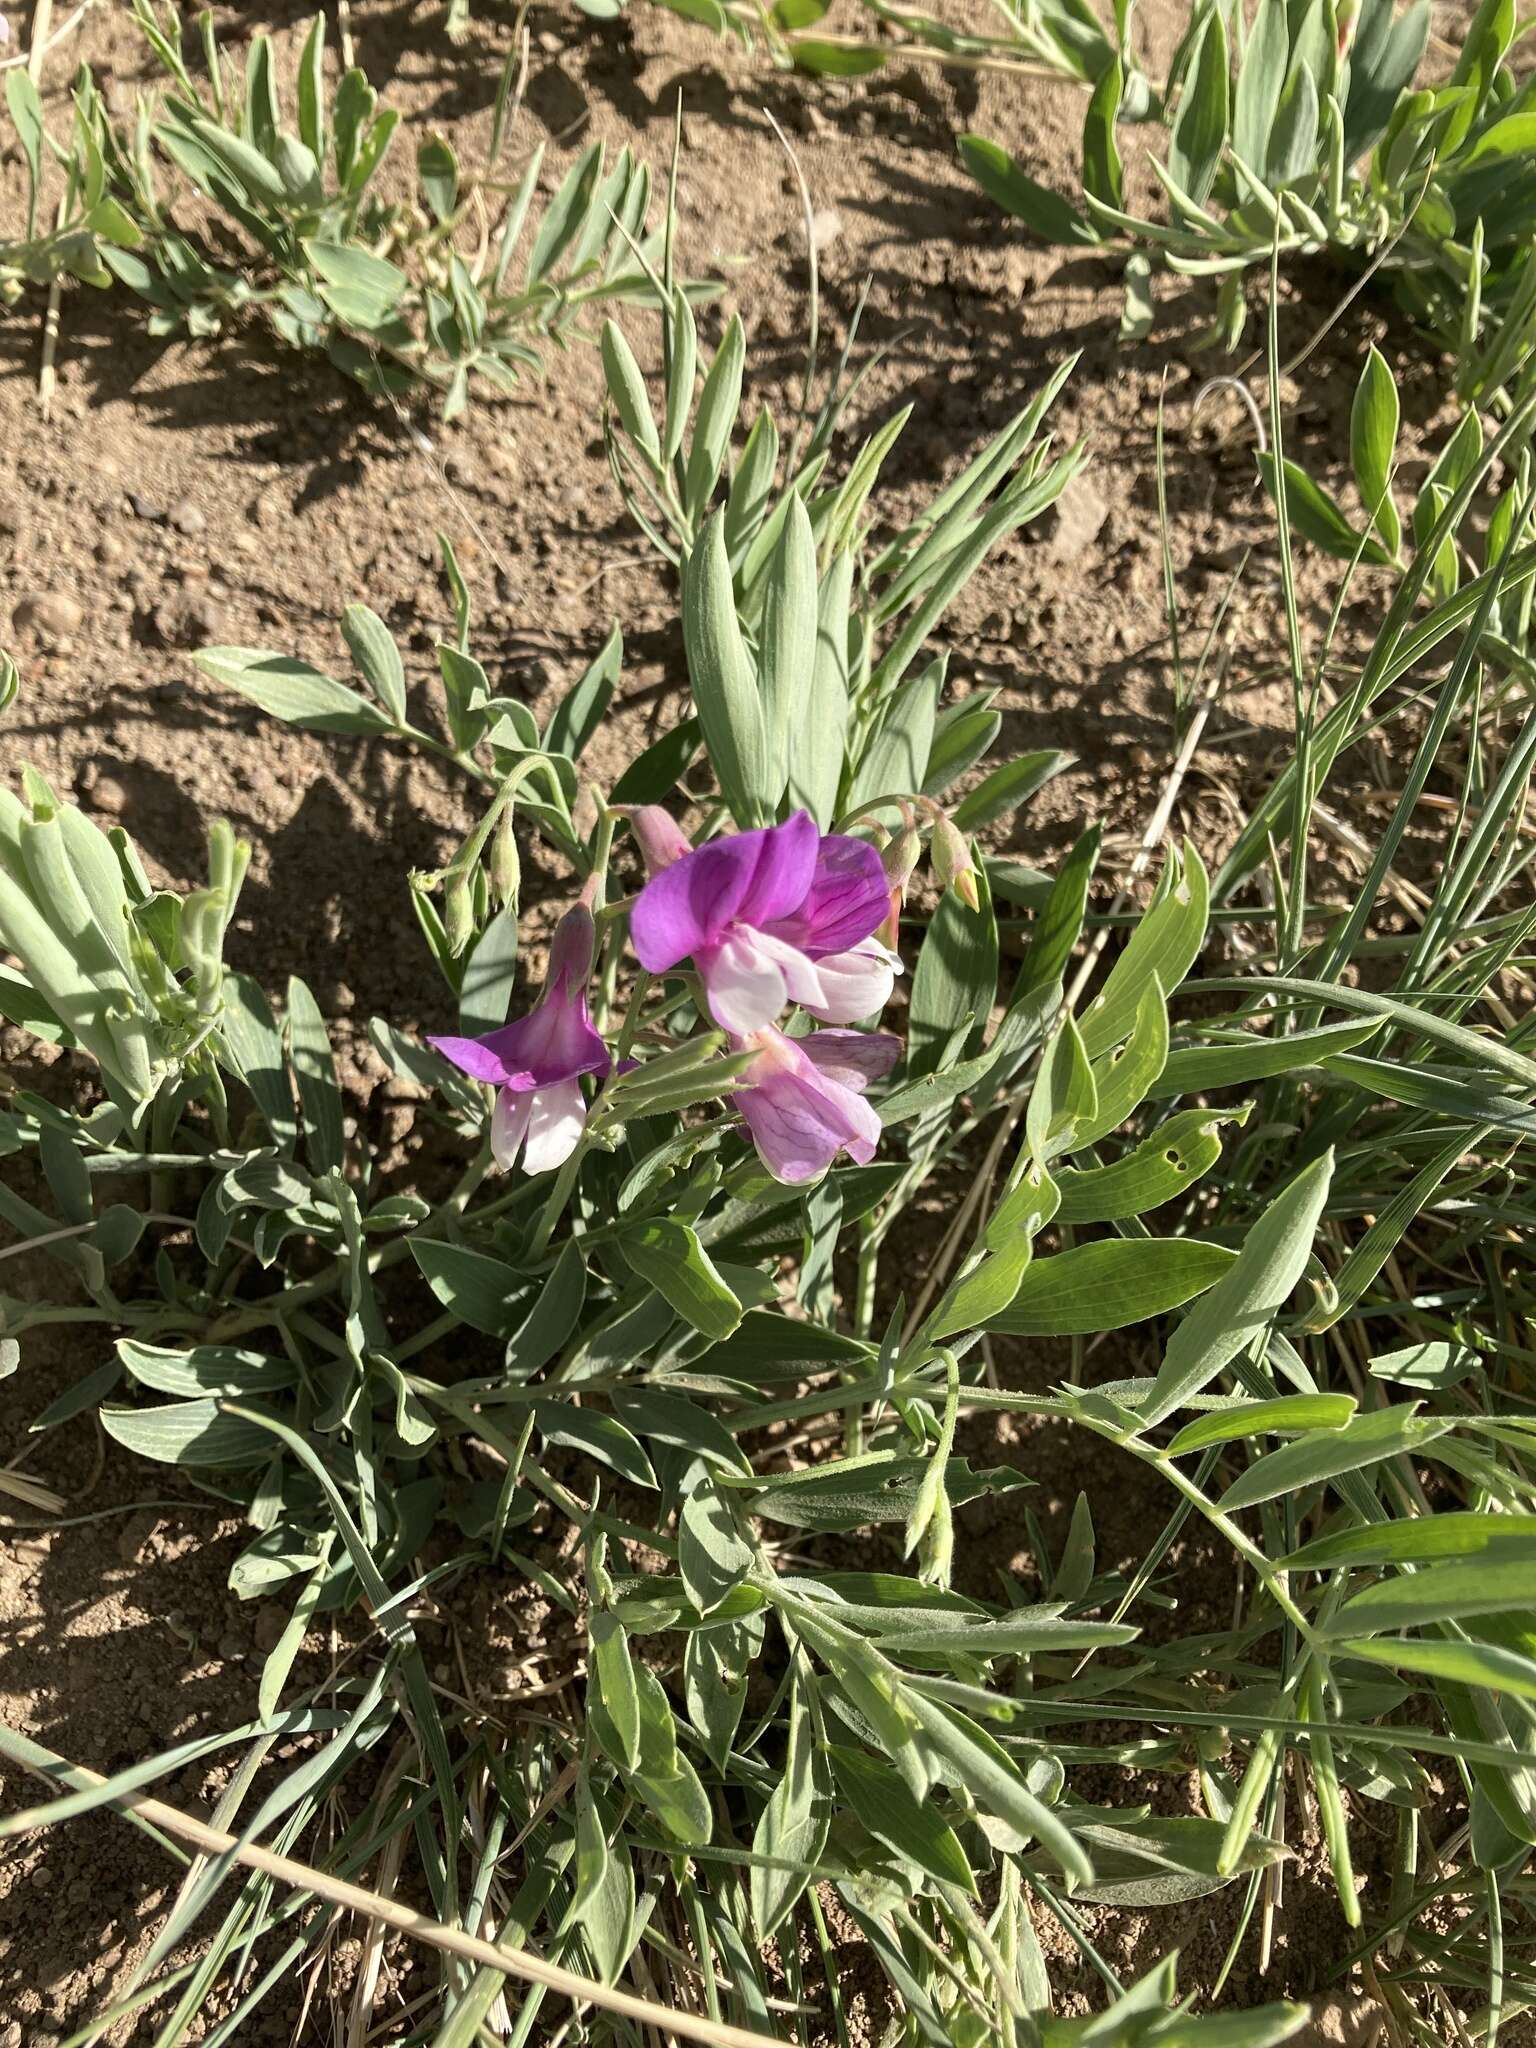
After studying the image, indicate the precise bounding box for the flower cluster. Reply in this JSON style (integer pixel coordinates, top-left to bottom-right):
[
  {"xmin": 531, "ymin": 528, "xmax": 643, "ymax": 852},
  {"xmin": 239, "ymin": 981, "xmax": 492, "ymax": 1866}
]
[{"xmin": 429, "ymin": 811, "xmax": 904, "ymax": 1185}]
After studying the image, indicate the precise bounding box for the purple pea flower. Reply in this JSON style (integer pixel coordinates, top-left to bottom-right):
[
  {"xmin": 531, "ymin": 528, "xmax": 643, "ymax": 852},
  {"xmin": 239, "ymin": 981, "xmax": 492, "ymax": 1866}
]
[
  {"xmin": 428, "ymin": 903, "xmax": 609, "ymax": 1174},
  {"xmin": 628, "ymin": 811, "xmax": 897, "ymax": 1034},
  {"xmin": 734, "ymin": 1026, "xmax": 902, "ymax": 1185}
]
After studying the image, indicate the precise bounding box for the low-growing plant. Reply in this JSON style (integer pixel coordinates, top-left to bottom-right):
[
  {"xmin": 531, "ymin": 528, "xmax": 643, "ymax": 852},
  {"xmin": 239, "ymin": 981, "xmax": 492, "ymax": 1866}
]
[
  {"xmin": 5, "ymin": 300, "xmax": 1536, "ymax": 2044},
  {"xmin": 0, "ymin": 60, "xmax": 145, "ymax": 302},
  {"xmin": 963, "ymin": 0, "xmax": 1536, "ymax": 366},
  {"xmin": 2, "ymin": 5, "xmax": 702, "ymax": 417}
]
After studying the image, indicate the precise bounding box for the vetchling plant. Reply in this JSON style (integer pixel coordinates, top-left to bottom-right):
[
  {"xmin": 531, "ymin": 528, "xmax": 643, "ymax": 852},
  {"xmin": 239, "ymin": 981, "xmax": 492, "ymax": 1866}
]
[
  {"xmin": 0, "ymin": 60, "xmax": 145, "ymax": 303},
  {"xmin": 2, "ymin": 5, "xmax": 697, "ymax": 418},
  {"xmin": 5, "ymin": 327, "xmax": 1536, "ymax": 2042},
  {"xmin": 962, "ymin": 0, "xmax": 1536, "ymax": 363}
]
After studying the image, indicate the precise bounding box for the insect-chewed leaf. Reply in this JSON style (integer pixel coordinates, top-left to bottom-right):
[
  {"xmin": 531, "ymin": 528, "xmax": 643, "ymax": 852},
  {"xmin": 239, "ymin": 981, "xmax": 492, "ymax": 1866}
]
[{"xmin": 1054, "ymin": 1108, "xmax": 1233, "ymax": 1223}]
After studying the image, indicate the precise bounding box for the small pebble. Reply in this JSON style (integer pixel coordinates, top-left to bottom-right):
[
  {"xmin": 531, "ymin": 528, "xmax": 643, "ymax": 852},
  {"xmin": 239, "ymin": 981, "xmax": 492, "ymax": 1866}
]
[
  {"xmin": 168, "ymin": 496, "xmax": 207, "ymax": 536},
  {"xmin": 95, "ymin": 532, "xmax": 125, "ymax": 565},
  {"xmin": 12, "ymin": 593, "xmax": 83, "ymax": 638},
  {"xmin": 126, "ymin": 490, "xmax": 164, "ymax": 522}
]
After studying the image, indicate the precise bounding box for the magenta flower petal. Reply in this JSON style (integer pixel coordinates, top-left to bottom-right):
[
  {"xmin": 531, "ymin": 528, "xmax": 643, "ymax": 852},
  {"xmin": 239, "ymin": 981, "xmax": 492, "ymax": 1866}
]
[
  {"xmin": 798, "ymin": 1028, "xmax": 902, "ymax": 1093},
  {"xmin": 762, "ymin": 833, "xmax": 888, "ymax": 958},
  {"xmin": 624, "ymin": 806, "xmax": 692, "ymax": 876},
  {"xmin": 733, "ymin": 1027, "xmax": 887, "ymax": 1184},
  {"xmin": 428, "ymin": 1026, "xmax": 538, "ymax": 1088},
  {"xmin": 630, "ymin": 813, "xmax": 819, "ymax": 973}
]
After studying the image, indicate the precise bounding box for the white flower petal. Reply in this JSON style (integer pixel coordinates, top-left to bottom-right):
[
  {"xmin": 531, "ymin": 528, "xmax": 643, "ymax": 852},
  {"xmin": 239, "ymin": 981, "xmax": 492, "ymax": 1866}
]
[{"xmin": 521, "ymin": 1077, "xmax": 588, "ymax": 1174}]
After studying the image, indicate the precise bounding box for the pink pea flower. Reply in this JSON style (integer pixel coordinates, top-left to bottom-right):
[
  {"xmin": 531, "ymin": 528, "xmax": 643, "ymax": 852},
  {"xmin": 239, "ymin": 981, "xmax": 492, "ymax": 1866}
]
[
  {"xmin": 427, "ymin": 903, "xmax": 609, "ymax": 1174},
  {"xmin": 629, "ymin": 811, "xmax": 897, "ymax": 1033},
  {"xmin": 733, "ymin": 1026, "xmax": 901, "ymax": 1184}
]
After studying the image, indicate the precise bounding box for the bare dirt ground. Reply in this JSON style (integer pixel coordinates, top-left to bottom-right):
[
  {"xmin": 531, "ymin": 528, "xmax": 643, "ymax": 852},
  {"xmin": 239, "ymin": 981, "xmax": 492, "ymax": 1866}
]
[{"xmin": 0, "ymin": 0, "xmax": 1472, "ymax": 2038}]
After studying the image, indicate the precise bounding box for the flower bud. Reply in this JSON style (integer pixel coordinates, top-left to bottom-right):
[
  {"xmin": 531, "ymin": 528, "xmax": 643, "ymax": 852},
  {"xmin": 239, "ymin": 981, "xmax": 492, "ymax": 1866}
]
[
  {"xmin": 621, "ymin": 804, "xmax": 691, "ymax": 876},
  {"xmin": 443, "ymin": 869, "xmax": 475, "ymax": 956},
  {"xmin": 930, "ymin": 814, "xmax": 980, "ymax": 912},
  {"xmin": 490, "ymin": 804, "xmax": 520, "ymax": 908},
  {"xmin": 875, "ymin": 821, "xmax": 921, "ymax": 949}
]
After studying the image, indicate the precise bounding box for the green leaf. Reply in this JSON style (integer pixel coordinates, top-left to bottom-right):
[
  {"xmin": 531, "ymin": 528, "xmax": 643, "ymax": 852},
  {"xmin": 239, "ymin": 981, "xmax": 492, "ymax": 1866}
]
[
  {"xmin": 101, "ymin": 1398, "xmax": 278, "ymax": 1467},
  {"xmin": 287, "ymin": 974, "xmax": 344, "ymax": 1175},
  {"xmin": 1080, "ymin": 843, "xmax": 1207, "ymax": 1060},
  {"xmin": 732, "ymin": 1453, "xmax": 1027, "ymax": 1532},
  {"xmin": 1140, "ymin": 1151, "xmax": 1334, "ymax": 1428},
  {"xmin": 1218, "ymin": 1402, "xmax": 1451, "ymax": 1511},
  {"xmin": 908, "ymin": 861, "xmax": 999, "ymax": 1075},
  {"xmin": 1325, "ymin": 1559, "xmax": 1536, "ymax": 1638},
  {"xmin": 829, "ymin": 1744, "xmax": 976, "ymax": 1891},
  {"xmin": 988, "ymin": 1238, "xmax": 1237, "ymax": 1337},
  {"xmin": 417, "ymin": 133, "xmax": 458, "ymax": 222},
  {"xmin": 1257, "ymin": 454, "xmax": 1393, "ymax": 566},
  {"xmin": 761, "ymin": 495, "xmax": 819, "ymax": 812},
  {"xmin": 527, "ymin": 141, "xmax": 602, "ymax": 285},
  {"xmin": 117, "ymin": 1340, "xmax": 298, "ymax": 1399},
  {"xmin": 1233, "ymin": 0, "xmax": 1288, "ymax": 167},
  {"xmin": 1054, "ymin": 1108, "xmax": 1232, "ymax": 1223},
  {"xmin": 195, "ymin": 648, "xmax": 391, "ymax": 735},
  {"xmin": 1153, "ymin": 1015, "xmax": 1384, "ymax": 1096},
  {"xmin": 545, "ymin": 624, "xmax": 621, "ymax": 762},
  {"xmin": 1285, "ymin": 1512, "xmax": 1536, "ymax": 1572},
  {"xmin": 602, "ymin": 318, "xmax": 659, "ymax": 461},
  {"xmin": 590, "ymin": 1608, "xmax": 641, "ymax": 1769},
  {"xmin": 958, "ymin": 135, "xmax": 1098, "ymax": 245},
  {"xmin": 683, "ymin": 314, "xmax": 745, "ymax": 520},
  {"xmin": 1083, "ymin": 60, "xmax": 1124, "ymax": 211},
  {"xmin": 536, "ymin": 1401, "xmax": 656, "ymax": 1488},
  {"xmin": 905, "ymin": 1693, "xmax": 1092, "ymax": 1884},
  {"xmin": 751, "ymin": 1686, "xmax": 829, "ymax": 1935},
  {"xmin": 305, "ymin": 239, "xmax": 410, "ymax": 330},
  {"xmin": 790, "ymin": 37, "xmax": 886, "ymax": 75},
  {"xmin": 340, "ymin": 604, "xmax": 407, "ymax": 726},
  {"xmin": 1167, "ymin": 9, "xmax": 1230, "ymax": 206},
  {"xmin": 681, "ymin": 514, "xmax": 769, "ymax": 828},
  {"xmin": 1340, "ymin": 1635, "xmax": 1536, "ymax": 1703},
  {"xmin": 1350, "ymin": 346, "xmax": 1402, "ymax": 556},
  {"xmin": 953, "ymin": 750, "xmax": 1070, "ymax": 833},
  {"xmin": 1076, "ymin": 976, "xmax": 1169, "ymax": 1146},
  {"xmin": 1166, "ymin": 1393, "xmax": 1355, "ymax": 1457},
  {"xmin": 616, "ymin": 1219, "xmax": 743, "ymax": 1340},
  {"xmin": 679, "ymin": 1477, "xmax": 753, "ymax": 1614},
  {"xmin": 410, "ymin": 1238, "xmax": 525, "ymax": 1337}
]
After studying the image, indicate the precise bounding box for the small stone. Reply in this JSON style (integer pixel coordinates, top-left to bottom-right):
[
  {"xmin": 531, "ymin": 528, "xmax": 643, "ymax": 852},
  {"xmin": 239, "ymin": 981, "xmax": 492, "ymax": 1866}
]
[
  {"xmin": 126, "ymin": 491, "xmax": 165, "ymax": 522},
  {"xmin": 29, "ymin": 1863, "xmax": 54, "ymax": 1888},
  {"xmin": 807, "ymin": 207, "xmax": 843, "ymax": 254},
  {"xmin": 0, "ymin": 496, "xmax": 25, "ymax": 536},
  {"xmin": 217, "ymin": 1630, "xmax": 247, "ymax": 1662},
  {"xmin": 536, "ymin": 27, "xmax": 561, "ymax": 51},
  {"xmin": 95, "ymin": 531, "xmax": 126, "ymax": 565},
  {"xmin": 1041, "ymin": 475, "xmax": 1109, "ymax": 564},
  {"xmin": 168, "ymin": 496, "xmax": 207, "ymax": 537},
  {"xmin": 12, "ymin": 592, "xmax": 83, "ymax": 638}
]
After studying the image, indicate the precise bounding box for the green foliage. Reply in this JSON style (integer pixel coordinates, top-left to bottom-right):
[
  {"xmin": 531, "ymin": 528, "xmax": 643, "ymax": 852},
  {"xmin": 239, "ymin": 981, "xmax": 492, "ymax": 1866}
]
[
  {"xmin": 4, "ymin": 7, "xmax": 701, "ymax": 417},
  {"xmin": 962, "ymin": 0, "xmax": 1536, "ymax": 367}
]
